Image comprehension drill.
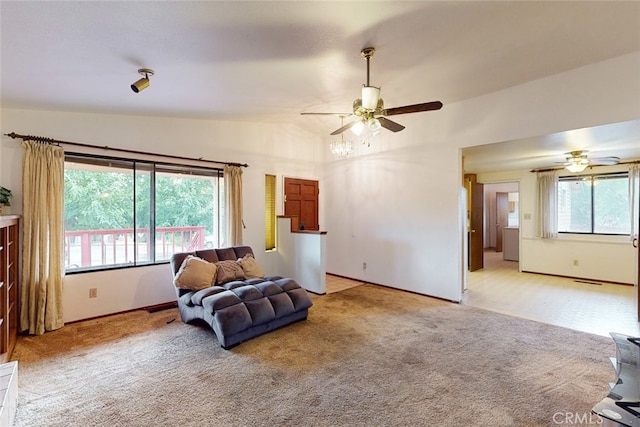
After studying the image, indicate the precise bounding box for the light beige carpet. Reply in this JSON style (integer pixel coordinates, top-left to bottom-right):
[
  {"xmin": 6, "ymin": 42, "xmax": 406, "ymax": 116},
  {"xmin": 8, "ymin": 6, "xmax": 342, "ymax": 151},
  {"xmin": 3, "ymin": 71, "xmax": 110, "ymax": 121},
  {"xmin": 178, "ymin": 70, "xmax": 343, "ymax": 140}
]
[{"xmin": 12, "ymin": 285, "xmax": 615, "ymax": 426}]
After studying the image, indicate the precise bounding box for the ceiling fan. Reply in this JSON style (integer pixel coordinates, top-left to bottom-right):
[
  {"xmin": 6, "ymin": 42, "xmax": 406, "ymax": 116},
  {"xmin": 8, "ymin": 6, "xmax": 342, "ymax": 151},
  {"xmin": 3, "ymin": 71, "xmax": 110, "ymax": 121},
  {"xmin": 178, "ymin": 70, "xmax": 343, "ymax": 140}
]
[
  {"xmin": 301, "ymin": 47, "xmax": 443, "ymax": 136},
  {"xmin": 559, "ymin": 150, "xmax": 620, "ymax": 172}
]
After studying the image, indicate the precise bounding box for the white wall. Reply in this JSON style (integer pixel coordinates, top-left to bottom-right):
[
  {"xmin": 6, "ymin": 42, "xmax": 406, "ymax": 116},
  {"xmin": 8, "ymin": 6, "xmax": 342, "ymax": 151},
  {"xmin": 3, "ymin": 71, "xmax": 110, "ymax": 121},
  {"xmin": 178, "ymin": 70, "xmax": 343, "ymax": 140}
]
[
  {"xmin": 324, "ymin": 52, "xmax": 640, "ymax": 299},
  {"xmin": 0, "ymin": 110, "xmax": 325, "ymax": 322},
  {"xmin": 325, "ymin": 138, "xmax": 464, "ymax": 301}
]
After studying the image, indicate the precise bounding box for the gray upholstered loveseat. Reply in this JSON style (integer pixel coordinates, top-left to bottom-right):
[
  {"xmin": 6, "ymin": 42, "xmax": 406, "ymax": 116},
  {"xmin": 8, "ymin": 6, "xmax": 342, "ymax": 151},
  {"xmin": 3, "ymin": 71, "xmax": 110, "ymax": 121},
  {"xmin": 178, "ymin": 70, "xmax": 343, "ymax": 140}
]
[{"xmin": 170, "ymin": 246, "xmax": 313, "ymax": 349}]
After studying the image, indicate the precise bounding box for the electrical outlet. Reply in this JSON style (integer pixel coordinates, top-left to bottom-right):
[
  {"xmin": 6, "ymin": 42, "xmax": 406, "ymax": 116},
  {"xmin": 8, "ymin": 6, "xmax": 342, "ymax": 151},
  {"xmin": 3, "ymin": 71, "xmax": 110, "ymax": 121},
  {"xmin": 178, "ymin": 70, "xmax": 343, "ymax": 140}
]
[
  {"xmin": 524, "ymin": 213, "xmax": 532, "ymax": 220},
  {"xmin": 89, "ymin": 288, "xmax": 98, "ymax": 298},
  {"xmin": 573, "ymin": 259, "xmax": 579, "ymax": 267},
  {"xmin": 362, "ymin": 262, "xmax": 367, "ymax": 270}
]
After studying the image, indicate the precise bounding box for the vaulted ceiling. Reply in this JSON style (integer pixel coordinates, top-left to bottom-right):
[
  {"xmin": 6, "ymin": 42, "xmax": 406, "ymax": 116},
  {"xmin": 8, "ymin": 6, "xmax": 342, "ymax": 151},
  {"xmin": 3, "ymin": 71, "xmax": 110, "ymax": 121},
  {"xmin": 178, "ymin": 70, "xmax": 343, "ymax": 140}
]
[{"xmin": 2, "ymin": 1, "xmax": 639, "ymax": 171}]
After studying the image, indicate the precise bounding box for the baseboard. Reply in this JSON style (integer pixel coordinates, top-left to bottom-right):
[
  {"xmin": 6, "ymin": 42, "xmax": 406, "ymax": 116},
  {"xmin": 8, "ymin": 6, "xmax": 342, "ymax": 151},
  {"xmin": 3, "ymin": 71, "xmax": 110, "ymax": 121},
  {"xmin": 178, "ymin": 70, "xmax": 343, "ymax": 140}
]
[
  {"xmin": 147, "ymin": 301, "xmax": 178, "ymax": 313},
  {"xmin": 66, "ymin": 301, "xmax": 178, "ymax": 325}
]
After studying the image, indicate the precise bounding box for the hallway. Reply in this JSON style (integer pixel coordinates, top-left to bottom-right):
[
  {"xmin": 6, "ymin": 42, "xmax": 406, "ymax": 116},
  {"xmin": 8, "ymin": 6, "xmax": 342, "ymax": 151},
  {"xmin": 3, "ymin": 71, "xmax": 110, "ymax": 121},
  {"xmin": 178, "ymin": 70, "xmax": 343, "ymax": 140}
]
[{"xmin": 462, "ymin": 250, "xmax": 640, "ymax": 338}]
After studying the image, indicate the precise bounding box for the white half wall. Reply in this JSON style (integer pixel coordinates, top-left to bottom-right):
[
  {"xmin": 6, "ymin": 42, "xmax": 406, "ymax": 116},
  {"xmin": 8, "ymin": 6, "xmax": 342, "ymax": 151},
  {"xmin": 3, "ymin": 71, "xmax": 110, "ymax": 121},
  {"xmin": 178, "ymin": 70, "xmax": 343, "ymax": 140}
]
[{"xmin": 276, "ymin": 217, "xmax": 326, "ymax": 294}]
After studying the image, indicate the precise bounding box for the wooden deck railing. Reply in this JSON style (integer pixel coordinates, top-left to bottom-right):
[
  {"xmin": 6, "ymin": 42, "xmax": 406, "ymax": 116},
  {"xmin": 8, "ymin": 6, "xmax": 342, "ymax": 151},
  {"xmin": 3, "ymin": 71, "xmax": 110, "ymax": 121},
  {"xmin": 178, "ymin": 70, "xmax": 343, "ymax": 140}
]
[{"xmin": 64, "ymin": 226, "xmax": 207, "ymax": 268}]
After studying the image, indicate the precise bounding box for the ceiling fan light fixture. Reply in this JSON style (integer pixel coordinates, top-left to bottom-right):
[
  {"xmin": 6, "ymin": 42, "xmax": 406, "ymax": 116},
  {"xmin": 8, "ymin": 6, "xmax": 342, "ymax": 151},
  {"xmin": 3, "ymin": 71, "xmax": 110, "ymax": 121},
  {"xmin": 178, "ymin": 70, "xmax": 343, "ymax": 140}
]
[
  {"xmin": 367, "ymin": 117, "xmax": 381, "ymax": 134},
  {"xmin": 361, "ymin": 86, "xmax": 380, "ymax": 111},
  {"xmin": 351, "ymin": 121, "xmax": 365, "ymax": 136},
  {"xmin": 565, "ymin": 159, "xmax": 588, "ymax": 173}
]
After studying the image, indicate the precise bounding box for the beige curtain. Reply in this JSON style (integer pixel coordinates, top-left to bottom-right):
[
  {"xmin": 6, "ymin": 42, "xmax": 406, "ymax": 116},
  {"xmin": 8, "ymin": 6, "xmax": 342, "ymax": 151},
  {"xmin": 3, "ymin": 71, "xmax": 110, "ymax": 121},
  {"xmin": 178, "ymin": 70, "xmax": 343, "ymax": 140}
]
[
  {"xmin": 20, "ymin": 141, "xmax": 65, "ymax": 335},
  {"xmin": 224, "ymin": 165, "xmax": 243, "ymax": 246},
  {"xmin": 536, "ymin": 170, "xmax": 558, "ymax": 239}
]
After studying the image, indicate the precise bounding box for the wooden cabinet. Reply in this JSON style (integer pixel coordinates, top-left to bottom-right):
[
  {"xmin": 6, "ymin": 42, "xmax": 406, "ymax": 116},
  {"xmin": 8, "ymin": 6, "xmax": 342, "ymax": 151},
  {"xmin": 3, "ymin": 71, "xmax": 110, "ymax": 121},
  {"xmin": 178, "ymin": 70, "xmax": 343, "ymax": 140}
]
[{"xmin": 0, "ymin": 216, "xmax": 19, "ymax": 363}]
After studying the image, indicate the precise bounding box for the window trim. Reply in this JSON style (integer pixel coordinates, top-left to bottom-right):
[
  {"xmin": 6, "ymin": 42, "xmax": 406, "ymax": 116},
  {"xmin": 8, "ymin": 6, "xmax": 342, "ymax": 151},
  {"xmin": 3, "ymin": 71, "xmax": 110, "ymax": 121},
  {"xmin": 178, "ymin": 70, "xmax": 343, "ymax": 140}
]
[{"xmin": 558, "ymin": 171, "xmax": 630, "ymax": 236}]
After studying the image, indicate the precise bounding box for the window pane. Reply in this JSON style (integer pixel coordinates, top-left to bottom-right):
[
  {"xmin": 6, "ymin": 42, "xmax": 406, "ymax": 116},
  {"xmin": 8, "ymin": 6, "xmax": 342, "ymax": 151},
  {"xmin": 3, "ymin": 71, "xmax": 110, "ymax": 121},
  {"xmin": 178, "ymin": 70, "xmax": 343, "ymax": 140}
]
[
  {"xmin": 135, "ymin": 163, "xmax": 153, "ymax": 264},
  {"xmin": 594, "ymin": 176, "xmax": 630, "ymax": 234},
  {"xmin": 558, "ymin": 174, "xmax": 630, "ymax": 236},
  {"xmin": 558, "ymin": 179, "xmax": 592, "ymax": 233},
  {"xmin": 65, "ymin": 155, "xmax": 225, "ymax": 272},
  {"xmin": 154, "ymin": 170, "xmax": 221, "ymax": 261},
  {"xmin": 64, "ymin": 159, "xmax": 135, "ymax": 270}
]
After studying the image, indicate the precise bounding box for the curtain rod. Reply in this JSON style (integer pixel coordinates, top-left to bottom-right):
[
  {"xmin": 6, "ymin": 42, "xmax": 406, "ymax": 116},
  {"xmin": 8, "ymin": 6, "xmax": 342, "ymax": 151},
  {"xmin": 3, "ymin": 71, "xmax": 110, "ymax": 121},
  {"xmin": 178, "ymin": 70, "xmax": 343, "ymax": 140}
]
[{"xmin": 3, "ymin": 132, "xmax": 249, "ymax": 168}]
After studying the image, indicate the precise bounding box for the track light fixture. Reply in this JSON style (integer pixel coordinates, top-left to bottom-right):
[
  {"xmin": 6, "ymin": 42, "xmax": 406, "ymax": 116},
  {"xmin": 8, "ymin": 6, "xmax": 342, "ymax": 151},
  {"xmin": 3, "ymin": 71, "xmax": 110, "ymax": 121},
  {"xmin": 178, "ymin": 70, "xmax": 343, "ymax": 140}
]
[{"xmin": 131, "ymin": 68, "xmax": 154, "ymax": 93}]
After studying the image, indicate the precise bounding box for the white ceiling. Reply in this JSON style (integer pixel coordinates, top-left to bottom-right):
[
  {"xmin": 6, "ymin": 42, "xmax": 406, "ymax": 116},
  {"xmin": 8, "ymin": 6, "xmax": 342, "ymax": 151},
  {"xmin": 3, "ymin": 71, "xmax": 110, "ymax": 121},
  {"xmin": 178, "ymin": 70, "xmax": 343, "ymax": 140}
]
[{"xmin": 1, "ymin": 1, "xmax": 639, "ymax": 171}]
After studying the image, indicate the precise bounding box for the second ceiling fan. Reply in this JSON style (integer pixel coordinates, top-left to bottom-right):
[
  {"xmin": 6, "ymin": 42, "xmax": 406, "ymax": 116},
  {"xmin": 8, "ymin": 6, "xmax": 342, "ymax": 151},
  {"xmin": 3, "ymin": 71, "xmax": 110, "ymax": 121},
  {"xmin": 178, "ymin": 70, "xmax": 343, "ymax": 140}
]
[
  {"xmin": 301, "ymin": 47, "xmax": 443, "ymax": 136},
  {"xmin": 558, "ymin": 150, "xmax": 620, "ymax": 172}
]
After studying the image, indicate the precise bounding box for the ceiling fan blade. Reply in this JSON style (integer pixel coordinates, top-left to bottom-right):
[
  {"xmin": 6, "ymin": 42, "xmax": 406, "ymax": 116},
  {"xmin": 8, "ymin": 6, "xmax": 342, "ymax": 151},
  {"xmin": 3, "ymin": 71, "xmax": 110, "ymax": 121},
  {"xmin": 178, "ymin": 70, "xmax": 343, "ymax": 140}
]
[
  {"xmin": 383, "ymin": 101, "xmax": 443, "ymax": 116},
  {"xmin": 378, "ymin": 117, "xmax": 405, "ymax": 132},
  {"xmin": 330, "ymin": 120, "xmax": 359, "ymax": 135},
  {"xmin": 590, "ymin": 156, "xmax": 620, "ymax": 166}
]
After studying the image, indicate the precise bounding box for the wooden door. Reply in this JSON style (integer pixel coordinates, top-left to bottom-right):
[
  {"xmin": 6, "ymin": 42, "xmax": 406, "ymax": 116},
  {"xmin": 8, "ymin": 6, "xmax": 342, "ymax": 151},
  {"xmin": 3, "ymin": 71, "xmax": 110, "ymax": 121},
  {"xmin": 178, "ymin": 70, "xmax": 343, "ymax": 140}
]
[
  {"xmin": 465, "ymin": 175, "xmax": 484, "ymax": 272},
  {"xmin": 284, "ymin": 178, "xmax": 319, "ymax": 231},
  {"xmin": 496, "ymin": 192, "xmax": 509, "ymax": 252}
]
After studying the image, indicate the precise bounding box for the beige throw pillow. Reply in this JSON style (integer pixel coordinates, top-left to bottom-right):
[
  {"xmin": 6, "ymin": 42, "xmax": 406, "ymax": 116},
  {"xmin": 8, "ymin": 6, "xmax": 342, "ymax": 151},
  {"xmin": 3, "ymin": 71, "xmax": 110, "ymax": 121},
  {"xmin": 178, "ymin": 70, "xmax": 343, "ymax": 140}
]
[
  {"xmin": 173, "ymin": 255, "xmax": 218, "ymax": 290},
  {"xmin": 237, "ymin": 254, "xmax": 265, "ymax": 278},
  {"xmin": 215, "ymin": 260, "xmax": 246, "ymax": 285}
]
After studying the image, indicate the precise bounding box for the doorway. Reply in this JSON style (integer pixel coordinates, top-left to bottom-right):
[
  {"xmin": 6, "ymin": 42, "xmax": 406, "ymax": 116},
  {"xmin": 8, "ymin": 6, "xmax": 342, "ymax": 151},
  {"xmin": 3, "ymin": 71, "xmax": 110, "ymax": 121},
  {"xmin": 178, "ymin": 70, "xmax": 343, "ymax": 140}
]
[
  {"xmin": 483, "ymin": 182, "xmax": 519, "ymax": 267},
  {"xmin": 465, "ymin": 174, "xmax": 484, "ymax": 272}
]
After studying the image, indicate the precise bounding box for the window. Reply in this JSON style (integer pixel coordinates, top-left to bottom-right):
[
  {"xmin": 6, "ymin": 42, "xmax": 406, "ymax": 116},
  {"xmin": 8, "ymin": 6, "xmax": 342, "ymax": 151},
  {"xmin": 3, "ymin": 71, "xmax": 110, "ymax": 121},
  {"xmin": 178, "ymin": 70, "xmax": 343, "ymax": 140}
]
[
  {"xmin": 265, "ymin": 174, "xmax": 276, "ymax": 250},
  {"xmin": 558, "ymin": 173, "xmax": 630, "ymax": 235},
  {"xmin": 64, "ymin": 154, "xmax": 224, "ymax": 272}
]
